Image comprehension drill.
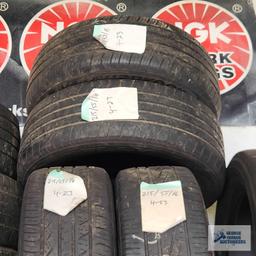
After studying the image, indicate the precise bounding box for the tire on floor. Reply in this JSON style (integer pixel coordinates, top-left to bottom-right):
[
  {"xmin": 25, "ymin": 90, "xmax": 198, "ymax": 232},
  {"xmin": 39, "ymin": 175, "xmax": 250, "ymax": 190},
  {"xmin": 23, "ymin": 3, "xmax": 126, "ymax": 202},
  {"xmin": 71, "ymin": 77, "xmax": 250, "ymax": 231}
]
[
  {"xmin": 0, "ymin": 247, "xmax": 17, "ymax": 256},
  {"xmin": 0, "ymin": 173, "xmax": 20, "ymax": 249},
  {"xmin": 215, "ymin": 150, "xmax": 256, "ymax": 255},
  {"xmin": 115, "ymin": 166, "xmax": 210, "ymax": 256},
  {"xmin": 18, "ymin": 166, "xmax": 116, "ymax": 256}
]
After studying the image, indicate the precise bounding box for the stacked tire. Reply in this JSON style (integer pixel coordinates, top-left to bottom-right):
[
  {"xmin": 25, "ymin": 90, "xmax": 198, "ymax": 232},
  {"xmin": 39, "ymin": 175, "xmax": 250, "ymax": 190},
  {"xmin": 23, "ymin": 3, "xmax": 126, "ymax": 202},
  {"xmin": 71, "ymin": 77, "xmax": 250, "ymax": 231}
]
[
  {"xmin": 17, "ymin": 16, "xmax": 225, "ymax": 255},
  {"xmin": 216, "ymin": 150, "xmax": 256, "ymax": 255},
  {"xmin": 0, "ymin": 104, "xmax": 21, "ymax": 255}
]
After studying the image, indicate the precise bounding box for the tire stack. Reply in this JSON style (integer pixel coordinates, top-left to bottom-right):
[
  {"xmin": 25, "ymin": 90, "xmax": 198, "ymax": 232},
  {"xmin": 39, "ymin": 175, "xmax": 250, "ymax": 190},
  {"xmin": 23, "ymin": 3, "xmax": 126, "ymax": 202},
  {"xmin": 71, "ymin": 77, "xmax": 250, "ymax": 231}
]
[
  {"xmin": 0, "ymin": 104, "xmax": 20, "ymax": 256},
  {"xmin": 17, "ymin": 16, "xmax": 225, "ymax": 256}
]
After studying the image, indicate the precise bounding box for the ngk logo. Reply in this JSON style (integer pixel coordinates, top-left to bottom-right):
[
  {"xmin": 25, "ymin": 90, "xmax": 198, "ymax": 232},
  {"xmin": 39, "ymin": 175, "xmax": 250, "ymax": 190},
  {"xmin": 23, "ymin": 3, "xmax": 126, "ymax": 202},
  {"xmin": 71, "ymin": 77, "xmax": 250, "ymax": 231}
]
[
  {"xmin": 0, "ymin": 16, "xmax": 11, "ymax": 73},
  {"xmin": 175, "ymin": 22, "xmax": 231, "ymax": 44},
  {"xmin": 41, "ymin": 21, "xmax": 77, "ymax": 44},
  {"xmin": 20, "ymin": 0, "xmax": 116, "ymax": 74},
  {"xmin": 153, "ymin": 1, "xmax": 253, "ymax": 94}
]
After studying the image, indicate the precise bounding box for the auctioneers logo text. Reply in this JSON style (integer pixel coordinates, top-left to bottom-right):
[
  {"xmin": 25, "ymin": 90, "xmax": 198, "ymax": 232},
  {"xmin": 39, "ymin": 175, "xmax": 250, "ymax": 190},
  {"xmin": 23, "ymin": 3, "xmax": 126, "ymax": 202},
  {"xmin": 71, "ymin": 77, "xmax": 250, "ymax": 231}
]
[{"xmin": 208, "ymin": 225, "xmax": 251, "ymax": 251}]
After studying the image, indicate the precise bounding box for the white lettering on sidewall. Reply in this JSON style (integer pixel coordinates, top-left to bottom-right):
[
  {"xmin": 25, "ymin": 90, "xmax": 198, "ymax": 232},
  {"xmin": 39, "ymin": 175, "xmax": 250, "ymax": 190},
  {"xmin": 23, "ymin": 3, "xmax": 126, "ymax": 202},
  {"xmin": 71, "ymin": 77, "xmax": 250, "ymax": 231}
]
[
  {"xmin": 9, "ymin": 105, "xmax": 28, "ymax": 117},
  {"xmin": 175, "ymin": 22, "xmax": 231, "ymax": 44},
  {"xmin": 41, "ymin": 21, "xmax": 79, "ymax": 44},
  {"xmin": 132, "ymin": 233, "xmax": 161, "ymax": 245}
]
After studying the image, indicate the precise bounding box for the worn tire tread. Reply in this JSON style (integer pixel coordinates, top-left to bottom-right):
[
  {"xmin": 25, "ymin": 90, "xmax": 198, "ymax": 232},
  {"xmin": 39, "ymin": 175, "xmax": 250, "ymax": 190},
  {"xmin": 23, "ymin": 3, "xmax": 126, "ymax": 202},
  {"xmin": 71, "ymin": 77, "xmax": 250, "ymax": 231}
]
[
  {"xmin": 18, "ymin": 167, "xmax": 116, "ymax": 256},
  {"xmin": 115, "ymin": 166, "xmax": 210, "ymax": 256}
]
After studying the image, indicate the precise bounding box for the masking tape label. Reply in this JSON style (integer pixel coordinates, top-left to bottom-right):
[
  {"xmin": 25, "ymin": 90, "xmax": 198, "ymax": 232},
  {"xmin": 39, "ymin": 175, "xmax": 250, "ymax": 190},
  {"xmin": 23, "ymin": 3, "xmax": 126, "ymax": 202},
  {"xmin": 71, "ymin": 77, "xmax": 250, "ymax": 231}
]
[
  {"xmin": 81, "ymin": 87, "xmax": 139, "ymax": 122},
  {"xmin": 44, "ymin": 170, "xmax": 87, "ymax": 216},
  {"xmin": 93, "ymin": 24, "xmax": 147, "ymax": 54},
  {"xmin": 140, "ymin": 181, "xmax": 186, "ymax": 233}
]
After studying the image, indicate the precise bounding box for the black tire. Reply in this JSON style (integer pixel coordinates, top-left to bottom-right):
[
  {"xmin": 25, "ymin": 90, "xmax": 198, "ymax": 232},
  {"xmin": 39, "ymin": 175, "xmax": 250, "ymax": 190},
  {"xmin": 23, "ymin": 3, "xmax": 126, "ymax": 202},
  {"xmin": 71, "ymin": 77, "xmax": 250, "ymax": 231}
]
[
  {"xmin": 0, "ymin": 173, "xmax": 20, "ymax": 250},
  {"xmin": 18, "ymin": 79, "xmax": 225, "ymax": 206},
  {"xmin": 0, "ymin": 104, "xmax": 20, "ymax": 179},
  {"xmin": 0, "ymin": 247, "xmax": 17, "ymax": 256},
  {"xmin": 27, "ymin": 16, "xmax": 220, "ymax": 116},
  {"xmin": 215, "ymin": 150, "xmax": 256, "ymax": 255},
  {"xmin": 115, "ymin": 166, "xmax": 210, "ymax": 256},
  {"xmin": 18, "ymin": 166, "xmax": 116, "ymax": 256}
]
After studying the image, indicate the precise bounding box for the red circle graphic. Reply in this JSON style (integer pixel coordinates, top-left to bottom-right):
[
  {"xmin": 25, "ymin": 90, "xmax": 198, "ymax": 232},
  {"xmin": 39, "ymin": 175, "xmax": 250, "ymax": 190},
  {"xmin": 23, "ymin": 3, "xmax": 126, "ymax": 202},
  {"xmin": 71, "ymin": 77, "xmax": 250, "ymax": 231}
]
[
  {"xmin": 20, "ymin": 0, "xmax": 116, "ymax": 74},
  {"xmin": 0, "ymin": 16, "xmax": 11, "ymax": 73},
  {"xmin": 153, "ymin": 0, "xmax": 253, "ymax": 94}
]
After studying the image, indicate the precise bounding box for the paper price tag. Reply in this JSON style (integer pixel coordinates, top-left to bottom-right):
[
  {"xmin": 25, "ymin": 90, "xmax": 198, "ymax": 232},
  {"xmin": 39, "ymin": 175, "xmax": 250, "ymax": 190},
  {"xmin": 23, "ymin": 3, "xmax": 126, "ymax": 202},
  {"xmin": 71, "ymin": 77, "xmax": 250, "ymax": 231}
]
[
  {"xmin": 44, "ymin": 170, "xmax": 87, "ymax": 216},
  {"xmin": 81, "ymin": 87, "xmax": 139, "ymax": 122},
  {"xmin": 93, "ymin": 24, "xmax": 147, "ymax": 54},
  {"xmin": 140, "ymin": 181, "xmax": 186, "ymax": 233}
]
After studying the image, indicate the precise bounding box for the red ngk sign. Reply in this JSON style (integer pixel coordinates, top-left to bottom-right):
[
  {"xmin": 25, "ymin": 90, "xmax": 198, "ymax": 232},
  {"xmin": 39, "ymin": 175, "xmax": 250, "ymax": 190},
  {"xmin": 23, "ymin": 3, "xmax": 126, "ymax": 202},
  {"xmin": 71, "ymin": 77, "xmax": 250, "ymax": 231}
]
[
  {"xmin": 0, "ymin": 16, "xmax": 11, "ymax": 73},
  {"xmin": 153, "ymin": 0, "xmax": 253, "ymax": 94},
  {"xmin": 20, "ymin": 0, "xmax": 116, "ymax": 74}
]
